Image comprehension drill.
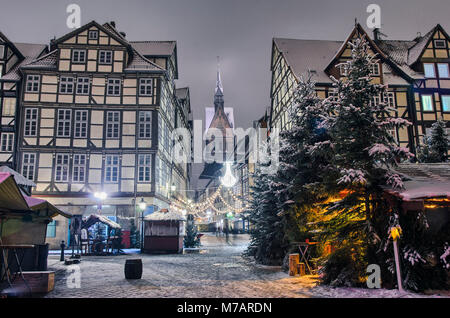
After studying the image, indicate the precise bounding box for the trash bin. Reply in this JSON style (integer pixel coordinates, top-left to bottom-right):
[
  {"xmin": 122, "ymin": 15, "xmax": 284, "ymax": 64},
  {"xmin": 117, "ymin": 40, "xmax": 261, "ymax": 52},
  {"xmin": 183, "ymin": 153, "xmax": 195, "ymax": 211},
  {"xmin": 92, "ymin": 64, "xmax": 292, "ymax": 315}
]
[{"xmin": 124, "ymin": 259, "xmax": 142, "ymax": 279}]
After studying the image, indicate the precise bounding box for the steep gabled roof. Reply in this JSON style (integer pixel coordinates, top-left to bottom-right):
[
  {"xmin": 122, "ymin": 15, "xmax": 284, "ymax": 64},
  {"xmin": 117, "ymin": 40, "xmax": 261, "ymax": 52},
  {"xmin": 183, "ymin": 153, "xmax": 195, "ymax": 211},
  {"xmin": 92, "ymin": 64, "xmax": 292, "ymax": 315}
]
[
  {"xmin": 407, "ymin": 24, "xmax": 450, "ymax": 66},
  {"xmin": 52, "ymin": 20, "xmax": 130, "ymax": 48},
  {"xmin": 124, "ymin": 48, "xmax": 165, "ymax": 73},
  {"xmin": 0, "ymin": 31, "xmax": 24, "ymax": 60},
  {"xmin": 21, "ymin": 49, "xmax": 58, "ymax": 70},
  {"xmin": 1, "ymin": 42, "xmax": 47, "ymax": 81},
  {"xmin": 130, "ymin": 41, "xmax": 176, "ymax": 57}
]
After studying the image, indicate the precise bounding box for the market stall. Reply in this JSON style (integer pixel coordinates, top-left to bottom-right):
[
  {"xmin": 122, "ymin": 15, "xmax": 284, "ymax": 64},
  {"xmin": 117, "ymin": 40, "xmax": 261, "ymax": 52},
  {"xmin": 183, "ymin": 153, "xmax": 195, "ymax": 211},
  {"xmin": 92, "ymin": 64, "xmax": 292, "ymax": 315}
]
[
  {"xmin": 80, "ymin": 214, "xmax": 122, "ymax": 255},
  {"xmin": 142, "ymin": 209, "xmax": 186, "ymax": 254}
]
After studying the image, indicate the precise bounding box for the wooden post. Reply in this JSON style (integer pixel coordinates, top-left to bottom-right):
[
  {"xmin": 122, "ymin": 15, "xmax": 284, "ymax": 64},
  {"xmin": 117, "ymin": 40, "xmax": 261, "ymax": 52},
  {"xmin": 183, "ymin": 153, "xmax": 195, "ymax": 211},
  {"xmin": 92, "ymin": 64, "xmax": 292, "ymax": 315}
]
[
  {"xmin": 289, "ymin": 253, "xmax": 299, "ymax": 276},
  {"xmin": 298, "ymin": 262, "xmax": 306, "ymax": 276}
]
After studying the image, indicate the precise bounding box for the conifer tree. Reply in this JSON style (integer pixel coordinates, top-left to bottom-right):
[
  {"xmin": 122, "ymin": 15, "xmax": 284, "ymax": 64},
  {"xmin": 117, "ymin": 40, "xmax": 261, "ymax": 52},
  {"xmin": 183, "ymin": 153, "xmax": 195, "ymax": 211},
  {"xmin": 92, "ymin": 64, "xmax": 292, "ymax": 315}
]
[
  {"xmin": 184, "ymin": 214, "xmax": 200, "ymax": 248},
  {"xmin": 418, "ymin": 119, "xmax": 449, "ymax": 163},
  {"xmin": 319, "ymin": 37, "xmax": 414, "ymax": 286}
]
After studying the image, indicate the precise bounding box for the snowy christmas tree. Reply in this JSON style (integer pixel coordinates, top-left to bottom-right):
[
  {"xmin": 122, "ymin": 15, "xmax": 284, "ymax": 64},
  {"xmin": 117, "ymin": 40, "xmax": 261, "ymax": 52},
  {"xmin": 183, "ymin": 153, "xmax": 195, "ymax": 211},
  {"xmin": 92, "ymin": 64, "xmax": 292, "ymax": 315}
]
[
  {"xmin": 184, "ymin": 214, "xmax": 200, "ymax": 248},
  {"xmin": 318, "ymin": 37, "xmax": 414, "ymax": 286},
  {"xmin": 418, "ymin": 119, "xmax": 449, "ymax": 163}
]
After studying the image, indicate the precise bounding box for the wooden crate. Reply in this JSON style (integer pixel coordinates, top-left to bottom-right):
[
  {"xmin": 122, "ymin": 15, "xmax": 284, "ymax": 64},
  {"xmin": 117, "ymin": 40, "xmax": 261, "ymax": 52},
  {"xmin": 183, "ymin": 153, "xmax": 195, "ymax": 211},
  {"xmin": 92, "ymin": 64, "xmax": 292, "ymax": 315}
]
[{"xmin": 13, "ymin": 271, "xmax": 55, "ymax": 294}]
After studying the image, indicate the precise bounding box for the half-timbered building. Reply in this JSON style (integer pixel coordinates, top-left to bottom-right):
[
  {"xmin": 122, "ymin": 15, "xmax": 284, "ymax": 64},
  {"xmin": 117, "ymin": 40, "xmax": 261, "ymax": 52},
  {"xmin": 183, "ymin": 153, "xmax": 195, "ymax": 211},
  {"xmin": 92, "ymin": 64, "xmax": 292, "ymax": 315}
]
[
  {"xmin": 0, "ymin": 32, "xmax": 47, "ymax": 169},
  {"xmin": 270, "ymin": 23, "xmax": 450, "ymax": 157},
  {"xmin": 1, "ymin": 21, "xmax": 192, "ymax": 248}
]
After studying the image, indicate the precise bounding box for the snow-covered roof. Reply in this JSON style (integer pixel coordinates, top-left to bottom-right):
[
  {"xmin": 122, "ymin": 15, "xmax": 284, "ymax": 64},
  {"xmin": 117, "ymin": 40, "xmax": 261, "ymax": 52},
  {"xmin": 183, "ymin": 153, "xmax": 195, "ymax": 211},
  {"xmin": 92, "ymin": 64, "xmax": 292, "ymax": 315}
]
[
  {"xmin": 385, "ymin": 163, "xmax": 450, "ymax": 201},
  {"xmin": 144, "ymin": 210, "xmax": 186, "ymax": 221}
]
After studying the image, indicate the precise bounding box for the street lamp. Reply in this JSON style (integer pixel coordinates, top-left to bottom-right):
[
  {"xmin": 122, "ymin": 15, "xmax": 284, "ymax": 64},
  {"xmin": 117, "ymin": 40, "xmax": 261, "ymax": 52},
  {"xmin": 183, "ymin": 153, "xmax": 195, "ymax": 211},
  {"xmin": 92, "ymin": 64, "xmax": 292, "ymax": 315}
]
[
  {"xmin": 94, "ymin": 191, "xmax": 108, "ymax": 214},
  {"xmin": 171, "ymin": 183, "xmax": 176, "ymax": 192},
  {"xmin": 136, "ymin": 198, "xmax": 147, "ymax": 250}
]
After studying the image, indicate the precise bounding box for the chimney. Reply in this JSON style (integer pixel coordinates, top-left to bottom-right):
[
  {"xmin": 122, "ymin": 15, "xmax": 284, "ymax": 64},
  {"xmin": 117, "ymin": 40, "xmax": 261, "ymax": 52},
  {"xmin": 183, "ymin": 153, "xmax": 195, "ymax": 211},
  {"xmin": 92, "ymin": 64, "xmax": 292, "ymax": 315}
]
[
  {"xmin": 414, "ymin": 32, "xmax": 422, "ymax": 42},
  {"xmin": 119, "ymin": 31, "xmax": 126, "ymax": 38},
  {"xmin": 110, "ymin": 21, "xmax": 116, "ymax": 28}
]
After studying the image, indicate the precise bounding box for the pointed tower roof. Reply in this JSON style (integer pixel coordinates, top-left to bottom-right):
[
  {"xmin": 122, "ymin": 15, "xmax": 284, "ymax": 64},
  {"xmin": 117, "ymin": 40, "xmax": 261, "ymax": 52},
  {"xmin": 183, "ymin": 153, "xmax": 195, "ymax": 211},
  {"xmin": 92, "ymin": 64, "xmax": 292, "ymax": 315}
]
[{"xmin": 214, "ymin": 56, "xmax": 225, "ymax": 111}]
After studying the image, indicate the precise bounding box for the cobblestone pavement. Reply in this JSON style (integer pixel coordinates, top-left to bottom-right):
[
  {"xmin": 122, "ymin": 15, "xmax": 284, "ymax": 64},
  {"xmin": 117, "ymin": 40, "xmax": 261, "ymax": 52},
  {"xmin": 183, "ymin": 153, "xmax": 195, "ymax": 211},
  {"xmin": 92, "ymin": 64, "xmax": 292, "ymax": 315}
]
[{"xmin": 44, "ymin": 234, "xmax": 317, "ymax": 298}]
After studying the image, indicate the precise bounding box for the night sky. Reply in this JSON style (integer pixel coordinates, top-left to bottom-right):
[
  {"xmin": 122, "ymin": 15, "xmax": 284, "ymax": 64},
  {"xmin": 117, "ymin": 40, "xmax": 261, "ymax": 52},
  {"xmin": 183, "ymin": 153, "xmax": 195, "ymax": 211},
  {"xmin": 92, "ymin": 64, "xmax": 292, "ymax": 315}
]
[{"xmin": 1, "ymin": 0, "xmax": 449, "ymax": 187}]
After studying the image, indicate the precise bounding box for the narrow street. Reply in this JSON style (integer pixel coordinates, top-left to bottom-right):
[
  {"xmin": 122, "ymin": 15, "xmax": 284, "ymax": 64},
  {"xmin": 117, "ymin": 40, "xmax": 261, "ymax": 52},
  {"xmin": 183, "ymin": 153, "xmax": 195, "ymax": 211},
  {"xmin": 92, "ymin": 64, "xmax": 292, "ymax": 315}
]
[{"xmin": 45, "ymin": 234, "xmax": 317, "ymax": 298}]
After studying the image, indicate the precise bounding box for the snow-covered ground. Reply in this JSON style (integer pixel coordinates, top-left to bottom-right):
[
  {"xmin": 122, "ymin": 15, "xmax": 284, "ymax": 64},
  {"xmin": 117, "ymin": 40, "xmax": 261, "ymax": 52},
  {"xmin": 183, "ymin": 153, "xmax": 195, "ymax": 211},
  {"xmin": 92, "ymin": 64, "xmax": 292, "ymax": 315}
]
[{"xmin": 44, "ymin": 234, "xmax": 448, "ymax": 298}]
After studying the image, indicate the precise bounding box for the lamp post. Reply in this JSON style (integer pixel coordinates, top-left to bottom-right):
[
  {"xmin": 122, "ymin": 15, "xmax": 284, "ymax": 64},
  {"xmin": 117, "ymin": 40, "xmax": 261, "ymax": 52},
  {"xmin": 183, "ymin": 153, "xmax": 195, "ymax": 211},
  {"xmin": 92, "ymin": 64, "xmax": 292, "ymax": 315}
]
[{"xmin": 137, "ymin": 198, "xmax": 147, "ymax": 250}]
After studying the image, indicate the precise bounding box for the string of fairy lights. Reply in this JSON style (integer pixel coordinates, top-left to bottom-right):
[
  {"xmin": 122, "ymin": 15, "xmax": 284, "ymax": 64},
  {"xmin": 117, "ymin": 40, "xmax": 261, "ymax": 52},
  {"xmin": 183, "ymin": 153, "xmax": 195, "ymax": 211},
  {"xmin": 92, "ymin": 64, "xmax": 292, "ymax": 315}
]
[{"xmin": 169, "ymin": 184, "xmax": 248, "ymax": 218}]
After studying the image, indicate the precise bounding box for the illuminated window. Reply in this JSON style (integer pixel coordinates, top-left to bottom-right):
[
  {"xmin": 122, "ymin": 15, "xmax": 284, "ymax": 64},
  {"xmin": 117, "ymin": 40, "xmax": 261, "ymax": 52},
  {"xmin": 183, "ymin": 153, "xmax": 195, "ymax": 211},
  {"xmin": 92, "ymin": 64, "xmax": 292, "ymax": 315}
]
[
  {"xmin": 421, "ymin": 95, "xmax": 434, "ymax": 112},
  {"xmin": 442, "ymin": 95, "xmax": 450, "ymax": 112},
  {"xmin": 370, "ymin": 63, "xmax": 380, "ymax": 76},
  {"xmin": 46, "ymin": 220, "xmax": 56, "ymax": 238},
  {"xmin": 437, "ymin": 63, "xmax": 449, "ymax": 78},
  {"xmin": 424, "ymin": 63, "xmax": 436, "ymax": 78}
]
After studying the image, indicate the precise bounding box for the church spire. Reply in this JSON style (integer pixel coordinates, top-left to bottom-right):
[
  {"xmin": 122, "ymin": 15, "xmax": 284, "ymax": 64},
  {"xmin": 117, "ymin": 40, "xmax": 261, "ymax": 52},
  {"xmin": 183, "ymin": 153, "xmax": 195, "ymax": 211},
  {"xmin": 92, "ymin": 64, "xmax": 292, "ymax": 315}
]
[{"xmin": 214, "ymin": 56, "xmax": 224, "ymax": 110}]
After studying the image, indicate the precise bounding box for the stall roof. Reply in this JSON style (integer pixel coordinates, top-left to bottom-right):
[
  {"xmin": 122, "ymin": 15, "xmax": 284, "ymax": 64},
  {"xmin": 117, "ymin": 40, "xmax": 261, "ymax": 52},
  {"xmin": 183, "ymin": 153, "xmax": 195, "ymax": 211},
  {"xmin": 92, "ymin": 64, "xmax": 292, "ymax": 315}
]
[
  {"xmin": 144, "ymin": 210, "xmax": 186, "ymax": 221},
  {"xmin": 384, "ymin": 163, "xmax": 450, "ymax": 201},
  {"xmin": 0, "ymin": 166, "xmax": 36, "ymax": 187},
  {"xmin": 0, "ymin": 172, "xmax": 70, "ymax": 218},
  {"xmin": 83, "ymin": 214, "xmax": 121, "ymax": 229}
]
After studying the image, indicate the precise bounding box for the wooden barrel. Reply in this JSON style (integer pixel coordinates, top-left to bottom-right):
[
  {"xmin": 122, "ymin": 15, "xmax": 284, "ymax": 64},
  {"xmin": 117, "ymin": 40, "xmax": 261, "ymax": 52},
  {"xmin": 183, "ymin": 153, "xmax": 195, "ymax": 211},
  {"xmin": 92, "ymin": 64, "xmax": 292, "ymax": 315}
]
[
  {"xmin": 124, "ymin": 259, "xmax": 142, "ymax": 279},
  {"xmin": 289, "ymin": 254, "xmax": 300, "ymax": 276}
]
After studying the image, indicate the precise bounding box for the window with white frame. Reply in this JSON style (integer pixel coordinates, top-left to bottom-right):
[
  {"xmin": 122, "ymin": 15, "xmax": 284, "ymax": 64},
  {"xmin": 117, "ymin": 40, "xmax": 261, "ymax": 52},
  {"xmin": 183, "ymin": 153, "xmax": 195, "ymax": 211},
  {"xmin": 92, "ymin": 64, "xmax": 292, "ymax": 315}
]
[
  {"xmin": 57, "ymin": 109, "xmax": 72, "ymax": 137},
  {"xmin": 139, "ymin": 111, "xmax": 151, "ymax": 138},
  {"xmin": 138, "ymin": 154, "xmax": 151, "ymax": 182},
  {"xmin": 106, "ymin": 111, "xmax": 120, "ymax": 138},
  {"xmin": 22, "ymin": 153, "xmax": 36, "ymax": 181},
  {"xmin": 105, "ymin": 155, "xmax": 119, "ymax": 182},
  {"xmin": 26, "ymin": 75, "xmax": 40, "ymax": 92},
  {"xmin": 139, "ymin": 78, "xmax": 153, "ymax": 96},
  {"xmin": 107, "ymin": 78, "xmax": 121, "ymax": 96},
  {"xmin": 387, "ymin": 128, "xmax": 398, "ymax": 143},
  {"xmin": 370, "ymin": 63, "xmax": 380, "ymax": 76},
  {"xmin": 24, "ymin": 108, "xmax": 38, "ymax": 136},
  {"xmin": 0, "ymin": 45, "xmax": 4, "ymax": 59},
  {"xmin": 59, "ymin": 77, "xmax": 74, "ymax": 94},
  {"xmin": 0, "ymin": 64, "xmax": 3, "ymax": 78},
  {"xmin": 437, "ymin": 63, "xmax": 449, "ymax": 78},
  {"xmin": 421, "ymin": 95, "xmax": 434, "ymax": 112},
  {"xmin": 424, "ymin": 63, "xmax": 436, "ymax": 78},
  {"xmin": 88, "ymin": 30, "xmax": 98, "ymax": 40},
  {"xmin": 99, "ymin": 50, "xmax": 113, "ymax": 64},
  {"xmin": 434, "ymin": 39, "xmax": 447, "ymax": 49},
  {"xmin": 74, "ymin": 110, "xmax": 88, "ymax": 138},
  {"xmin": 55, "ymin": 154, "xmax": 70, "ymax": 182},
  {"xmin": 76, "ymin": 77, "xmax": 90, "ymax": 95},
  {"xmin": 72, "ymin": 154, "xmax": 86, "ymax": 183},
  {"xmin": 384, "ymin": 92, "xmax": 396, "ymax": 107},
  {"xmin": 2, "ymin": 98, "xmax": 16, "ymax": 116},
  {"xmin": 0, "ymin": 133, "xmax": 14, "ymax": 152},
  {"xmin": 72, "ymin": 49, "xmax": 86, "ymax": 63}
]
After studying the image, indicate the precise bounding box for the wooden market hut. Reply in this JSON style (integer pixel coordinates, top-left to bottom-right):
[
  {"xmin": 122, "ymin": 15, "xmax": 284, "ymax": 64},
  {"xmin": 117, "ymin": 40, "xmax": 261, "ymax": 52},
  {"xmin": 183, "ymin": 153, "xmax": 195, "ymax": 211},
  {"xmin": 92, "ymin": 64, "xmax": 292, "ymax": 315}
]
[
  {"xmin": 0, "ymin": 172, "xmax": 71, "ymax": 272},
  {"xmin": 142, "ymin": 209, "xmax": 186, "ymax": 254}
]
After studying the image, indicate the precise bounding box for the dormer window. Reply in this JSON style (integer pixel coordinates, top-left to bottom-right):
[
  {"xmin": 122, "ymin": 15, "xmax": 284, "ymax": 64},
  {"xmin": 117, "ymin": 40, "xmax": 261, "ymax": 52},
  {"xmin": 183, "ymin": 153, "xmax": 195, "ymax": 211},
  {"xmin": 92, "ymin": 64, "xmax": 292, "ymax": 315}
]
[
  {"xmin": 434, "ymin": 39, "xmax": 447, "ymax": 49},
  {"xmin": 424, "ymin": 63, "xmax": 436, "ymax": 78},
  {"xmin": 99, "ymin": 50, "xmax": 113, "ymax": 64},
  {"xmin": 88, "ymin": 30, "xmax": 98, "ymax": 40}
]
